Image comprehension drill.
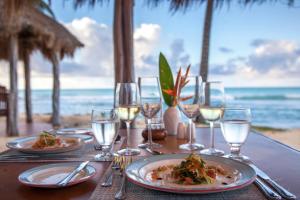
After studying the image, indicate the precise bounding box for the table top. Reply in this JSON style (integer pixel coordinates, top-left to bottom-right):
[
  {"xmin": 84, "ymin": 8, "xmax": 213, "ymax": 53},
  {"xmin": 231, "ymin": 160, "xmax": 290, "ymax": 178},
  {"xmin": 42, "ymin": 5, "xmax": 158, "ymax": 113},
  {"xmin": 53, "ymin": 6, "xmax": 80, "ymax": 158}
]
[{"xmin": 0, "ymin": 128, "xmax": 299, "ymax": 200}]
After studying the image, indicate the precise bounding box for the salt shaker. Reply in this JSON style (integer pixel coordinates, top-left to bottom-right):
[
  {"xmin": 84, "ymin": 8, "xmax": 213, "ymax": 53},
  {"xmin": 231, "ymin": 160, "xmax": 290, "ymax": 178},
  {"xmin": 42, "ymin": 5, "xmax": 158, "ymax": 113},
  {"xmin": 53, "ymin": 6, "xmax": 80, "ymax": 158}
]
[{"xmin": 177, "ymin": 122, "xmax": 186, "ymax": 139}]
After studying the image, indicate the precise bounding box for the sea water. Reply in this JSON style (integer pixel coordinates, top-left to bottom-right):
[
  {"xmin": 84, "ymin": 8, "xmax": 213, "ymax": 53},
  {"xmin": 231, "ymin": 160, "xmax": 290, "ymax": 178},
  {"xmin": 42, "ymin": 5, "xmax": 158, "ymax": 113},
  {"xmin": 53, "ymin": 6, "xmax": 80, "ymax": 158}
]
[{"xmin": 17, "ymin": 87, "xmax": 300, "ymax": 129}]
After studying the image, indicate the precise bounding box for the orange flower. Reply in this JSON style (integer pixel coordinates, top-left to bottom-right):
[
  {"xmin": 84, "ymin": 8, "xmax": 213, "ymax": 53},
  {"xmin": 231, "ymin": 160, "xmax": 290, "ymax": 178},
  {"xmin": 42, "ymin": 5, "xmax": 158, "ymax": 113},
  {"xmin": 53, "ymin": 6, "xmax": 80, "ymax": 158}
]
[{"xmin": 162, "ymin": 65, "xmax": 191, "ymax": 106}]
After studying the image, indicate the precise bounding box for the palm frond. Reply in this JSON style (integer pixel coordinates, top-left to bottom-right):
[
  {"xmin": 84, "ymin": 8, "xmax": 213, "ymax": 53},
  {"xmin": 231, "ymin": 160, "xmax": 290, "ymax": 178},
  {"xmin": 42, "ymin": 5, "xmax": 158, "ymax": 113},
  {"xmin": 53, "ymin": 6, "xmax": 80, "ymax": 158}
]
[
  {"xmin": 147, "ymin": 0, "xmax": 206, "ymax": 13},
  {"xmin": 146, "ymin": 0, "xmax": 295, "ymax": 13},
  {"xmin": 68, "ymin": 0, "xmax": 109, "ymax": 9},
  {"xmin": 34, "ymin": 0, "xmax": 56, "ymax": 19}
]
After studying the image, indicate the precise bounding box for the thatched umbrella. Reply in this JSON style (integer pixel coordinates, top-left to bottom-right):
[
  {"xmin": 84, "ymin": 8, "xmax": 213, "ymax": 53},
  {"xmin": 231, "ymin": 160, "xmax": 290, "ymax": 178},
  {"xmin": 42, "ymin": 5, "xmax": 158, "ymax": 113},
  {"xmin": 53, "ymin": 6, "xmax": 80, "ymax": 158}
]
[{"xmin": 0, "ymin": 1, "xmax": 83, "ymax": 136}]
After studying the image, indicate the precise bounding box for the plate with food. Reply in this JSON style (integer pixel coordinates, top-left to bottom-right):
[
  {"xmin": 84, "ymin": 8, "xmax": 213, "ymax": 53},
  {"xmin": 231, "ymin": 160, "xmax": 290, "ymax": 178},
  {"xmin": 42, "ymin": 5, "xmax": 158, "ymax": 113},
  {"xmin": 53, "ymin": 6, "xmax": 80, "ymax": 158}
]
[
  {"xmin": 125, "ymin": 153, "xmax": 256, "ymax": 194},
  {"xmin": 18, "ymin": 162, "xmax": 96, "ymax": 188},
  {"xmin": 6, "ymin": 132, "xmax": 85, "ymax": 154}
]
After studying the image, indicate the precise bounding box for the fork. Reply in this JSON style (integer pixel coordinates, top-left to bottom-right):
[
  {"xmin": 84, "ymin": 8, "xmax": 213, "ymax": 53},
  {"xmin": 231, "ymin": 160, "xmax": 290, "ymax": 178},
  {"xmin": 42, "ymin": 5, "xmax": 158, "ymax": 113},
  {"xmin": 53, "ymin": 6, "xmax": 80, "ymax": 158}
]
[
  {"xmin": 115, "ymin": 156, "xmax": 132, "ymax": 200},
  {"xmin": 101, "ymin": 156, "xmax": 121, "ymax": 187}
]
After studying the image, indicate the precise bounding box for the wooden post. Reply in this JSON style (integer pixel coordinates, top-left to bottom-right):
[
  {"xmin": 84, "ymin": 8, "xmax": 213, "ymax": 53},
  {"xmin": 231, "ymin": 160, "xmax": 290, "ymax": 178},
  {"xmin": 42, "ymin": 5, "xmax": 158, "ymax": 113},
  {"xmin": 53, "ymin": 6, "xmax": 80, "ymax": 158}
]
[
  {"xmin": 113, "ymin": 0, "xmax": 135, "ymax": 85},
  {"xmin": 23, "ymin": 50, "xmax": 32, "ymax": 123},
  {"xmin": 122, "ymin": 0, "xmax": 134, "ymax": 83},
  {"xmin": 113, "ymin": 0, "xmax": 124, "ymax": 86},
  {"xmin": 200, "ymin": 0, "xmax": 214, "ymax": 82},
  {"xmin": 8, "ymin": 34, "xmax": 19, "ymax": 136},
  {"xmin": 196, "ymin": 0, "xmax": 214, "ymax": 123},
  {"xmin": 51, "ymin": 53, "xmax": 60, "ymax": 127}
]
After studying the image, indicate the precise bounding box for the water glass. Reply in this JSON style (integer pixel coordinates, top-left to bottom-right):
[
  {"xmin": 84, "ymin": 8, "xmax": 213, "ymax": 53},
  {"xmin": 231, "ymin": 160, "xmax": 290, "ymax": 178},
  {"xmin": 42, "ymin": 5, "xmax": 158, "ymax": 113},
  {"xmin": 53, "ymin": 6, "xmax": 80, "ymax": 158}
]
[
  {"xmin": 91, "ymin": 109, "xmax": 119, "ymax": 160},
  {"xmin": 221, "ymin": 108, "xmax": 251, "ymax": 162}
]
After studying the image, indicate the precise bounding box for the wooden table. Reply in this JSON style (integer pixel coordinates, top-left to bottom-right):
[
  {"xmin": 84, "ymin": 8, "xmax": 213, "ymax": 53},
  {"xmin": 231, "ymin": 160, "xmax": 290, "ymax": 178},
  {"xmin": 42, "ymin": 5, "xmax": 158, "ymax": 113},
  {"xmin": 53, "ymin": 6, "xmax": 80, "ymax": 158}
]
[{"xmin": 0, "ymin": 128, "xmax": 299, "ymax": 200}]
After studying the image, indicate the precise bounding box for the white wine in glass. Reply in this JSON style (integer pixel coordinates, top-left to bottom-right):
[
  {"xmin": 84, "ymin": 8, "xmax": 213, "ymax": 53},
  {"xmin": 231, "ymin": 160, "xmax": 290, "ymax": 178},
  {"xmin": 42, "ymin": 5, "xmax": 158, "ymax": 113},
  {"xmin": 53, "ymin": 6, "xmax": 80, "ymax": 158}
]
[
  {"xmin": 117, "ymin": 106, "xmax": 141, "ymax": 121},
  {"xmin": 198, "ymin": 107, "xmax": 224, "ymax": 121},
  {"xmin": 138, "ymin": 77, "xmax": 162, "ymax": 149},
  {"xmin": 115, "ymin": 83, "xmax": 141, "ymax": 156},
  {"xmin": 199, "ymin": 81, "xmax": 225, "ymax": 156},
  {"xmin": 178, "ymin": 76, "xmax": 204, "ymax": 151}
]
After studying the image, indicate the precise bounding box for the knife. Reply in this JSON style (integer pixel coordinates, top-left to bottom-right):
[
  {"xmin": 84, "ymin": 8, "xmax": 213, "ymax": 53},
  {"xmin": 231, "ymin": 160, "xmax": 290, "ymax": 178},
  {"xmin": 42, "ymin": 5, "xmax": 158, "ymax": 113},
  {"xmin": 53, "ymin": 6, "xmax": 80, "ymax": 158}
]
[
  {"xmin": 250, "ymin": 164, "xmax": 296, "ymax": 200},
  {"xmin": 145, "ymin": 148, "xmax": 163, "ymax": 155},
  {"xmin": 57, "ymin": 161, "xmax": 90, "ymax": 187}
]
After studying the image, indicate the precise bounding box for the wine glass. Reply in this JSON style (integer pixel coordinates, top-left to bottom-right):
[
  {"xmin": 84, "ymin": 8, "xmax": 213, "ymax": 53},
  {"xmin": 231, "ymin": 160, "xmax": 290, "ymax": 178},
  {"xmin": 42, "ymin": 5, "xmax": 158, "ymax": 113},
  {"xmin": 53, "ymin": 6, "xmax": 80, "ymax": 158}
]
[
  {"xmin": 138, "ymin": 77, "xmax": 162, "ymax": 150},
  {"xmin": 199, "ymin": 81, "xmax": 225, "ymax": 156},
  {"xmin": 177, "ymin": 76, "xmax": 204, "ymax": 151},
  {"xmin": 91, "ymin": 109, "xmax": 119, "ymax": 160},
  {"xmin": 221, "ymin": 108, "xmax": 251, "ymax": 162},
  {"xmin": 115, "ymin": 83, "xmax": 141, "ymax": 156}
]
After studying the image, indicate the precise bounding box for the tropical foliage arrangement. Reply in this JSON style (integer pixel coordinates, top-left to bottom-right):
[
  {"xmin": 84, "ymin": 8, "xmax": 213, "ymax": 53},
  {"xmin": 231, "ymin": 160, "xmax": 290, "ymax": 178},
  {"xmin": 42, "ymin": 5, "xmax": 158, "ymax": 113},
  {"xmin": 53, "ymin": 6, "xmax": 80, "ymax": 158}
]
[{"xmin": 159, "ymin": 53, "xmax": 191, "ymax": 107}]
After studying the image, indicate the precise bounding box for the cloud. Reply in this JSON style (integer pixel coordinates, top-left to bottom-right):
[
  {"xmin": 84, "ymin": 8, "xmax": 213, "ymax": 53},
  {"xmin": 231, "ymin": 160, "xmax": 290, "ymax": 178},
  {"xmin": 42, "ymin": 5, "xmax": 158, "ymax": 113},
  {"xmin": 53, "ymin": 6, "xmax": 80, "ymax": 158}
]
[
  {"xmin": 169, "ymin": 39, "xmax": 191, "ymax": 71},
  {"xmin": 248, "ymin": 40, "xmax": 300, "ymax": 75},
  {"xmin": 1, "ymin": 16, "xmax": 299, "ymax": 89},
  {"xmin": 219, "ymin": 47, "xmax": 234, "ymax": 54},
  {"xmin": 134, "ymin": 23, "xmax": 161, "ymax": 75},
  {"xmin": 63, "ymin": 17, "xmax": 114, "ymax": 77},
  {"xmin": 0, "ymin": 17, "xmax": 163, "ymax": 88},
  {"xmin": 210, "ymin": 39, "xmax": 300, "ymax": 79}
]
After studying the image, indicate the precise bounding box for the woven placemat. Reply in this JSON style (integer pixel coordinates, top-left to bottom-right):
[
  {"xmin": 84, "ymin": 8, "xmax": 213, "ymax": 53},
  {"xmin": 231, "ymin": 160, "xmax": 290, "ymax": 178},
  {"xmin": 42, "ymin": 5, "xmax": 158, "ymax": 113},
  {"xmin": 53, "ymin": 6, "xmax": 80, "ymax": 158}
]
[{"xmin": 89, "ymin": 161, "xmax": 266, "ymax": 200}]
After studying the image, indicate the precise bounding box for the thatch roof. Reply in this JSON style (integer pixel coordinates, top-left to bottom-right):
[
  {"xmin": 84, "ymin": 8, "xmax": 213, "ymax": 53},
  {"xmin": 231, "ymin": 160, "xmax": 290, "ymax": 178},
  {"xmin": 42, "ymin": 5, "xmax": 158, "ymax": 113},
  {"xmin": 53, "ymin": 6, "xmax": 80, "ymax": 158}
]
[{"xmin": 0, "ymin": 0, "xmax": 83, "ymax": 61}]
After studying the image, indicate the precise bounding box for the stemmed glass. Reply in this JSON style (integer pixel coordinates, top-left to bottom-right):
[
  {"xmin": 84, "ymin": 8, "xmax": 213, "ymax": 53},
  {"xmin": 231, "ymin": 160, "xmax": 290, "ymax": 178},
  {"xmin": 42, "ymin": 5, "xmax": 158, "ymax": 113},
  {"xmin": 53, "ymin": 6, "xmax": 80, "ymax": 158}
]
[
  {"xmin": 115, "ymin": 83, "xmax": 141, "ymax": 156},
  {"xmin": 177, "ymin": 76, "xmax": 204, "ymax": 151},
  {"xmin": 199, "ymin": 81, "xmax": 225, "ymax": 156},
  {"xmin": 221, "ymin": 108, "xmax": 251, "ymax": 162},
  {"xmin": 138, "ymin": 77, "xmax": 162, "ymax": 150},
  {"xmin": 91, "ymin": 109, "xmax": 119, "ymax": 160}
]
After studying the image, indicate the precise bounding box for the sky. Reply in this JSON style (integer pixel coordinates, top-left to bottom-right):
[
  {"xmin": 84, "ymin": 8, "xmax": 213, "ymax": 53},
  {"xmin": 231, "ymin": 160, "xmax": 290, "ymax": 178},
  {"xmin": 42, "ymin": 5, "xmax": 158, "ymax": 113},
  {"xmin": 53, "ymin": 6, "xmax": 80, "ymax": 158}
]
[{"xmin": 1, "ymin": 0, "xmax": 300, "ymax": 89}]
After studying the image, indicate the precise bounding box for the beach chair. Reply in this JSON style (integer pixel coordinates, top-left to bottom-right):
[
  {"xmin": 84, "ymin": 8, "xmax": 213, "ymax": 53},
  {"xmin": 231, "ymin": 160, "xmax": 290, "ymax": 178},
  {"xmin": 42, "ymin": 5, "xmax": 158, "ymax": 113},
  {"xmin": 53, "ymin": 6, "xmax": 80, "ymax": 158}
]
[{"xmin": 0, "ymin": 85, "xmax": 9, "ymax": 132}]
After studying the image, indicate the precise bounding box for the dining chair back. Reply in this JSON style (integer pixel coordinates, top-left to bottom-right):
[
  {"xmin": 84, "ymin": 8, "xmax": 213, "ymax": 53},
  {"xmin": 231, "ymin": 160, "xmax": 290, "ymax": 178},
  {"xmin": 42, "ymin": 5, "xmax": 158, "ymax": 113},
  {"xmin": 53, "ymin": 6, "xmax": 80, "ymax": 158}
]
[{"xmin": 0, "ymin": 85, "xmax": 9, "ymax": 132}]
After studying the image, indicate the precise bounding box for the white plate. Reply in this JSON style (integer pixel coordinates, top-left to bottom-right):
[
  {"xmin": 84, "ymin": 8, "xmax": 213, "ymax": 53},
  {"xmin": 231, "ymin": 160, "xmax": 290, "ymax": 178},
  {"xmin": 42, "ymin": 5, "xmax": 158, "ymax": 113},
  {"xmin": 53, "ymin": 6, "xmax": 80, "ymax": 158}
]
[
  {"xmin": 57, "ymin": 134, "xmax": 94, "ymax": 143},
  {"xmin": 6, "ymin": 136, "xmax": 85, "ymax": 154},
  {"xmin": 125, "ymin": 154, "xmax": 256, "ymax": 194},
  {"xmin": 18, "ymin": 163, "xmax": 96, "ymax": 188}
]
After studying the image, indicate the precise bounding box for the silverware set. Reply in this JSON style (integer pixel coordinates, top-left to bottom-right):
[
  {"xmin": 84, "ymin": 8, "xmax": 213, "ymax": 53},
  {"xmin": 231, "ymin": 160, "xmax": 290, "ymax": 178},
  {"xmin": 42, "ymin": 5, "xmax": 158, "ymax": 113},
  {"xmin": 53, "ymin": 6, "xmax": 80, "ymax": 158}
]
[
  {"xmin": 115, "ymin": 156, "xmax": 132, "ymax": 200},
  {"xmin": 100, "ymin": 155, "xmax": 132, "ymax": 200},
  {"xmin": 57, "ymin": 161, "xmax": 90, "ymax": 187},
  {"xmin": 101, "ymin": 156, "xmax": 121, "ymax": 187},
  {"xmin": 250, "ymin": 163, "xmax": 296, "ymax": 200}
]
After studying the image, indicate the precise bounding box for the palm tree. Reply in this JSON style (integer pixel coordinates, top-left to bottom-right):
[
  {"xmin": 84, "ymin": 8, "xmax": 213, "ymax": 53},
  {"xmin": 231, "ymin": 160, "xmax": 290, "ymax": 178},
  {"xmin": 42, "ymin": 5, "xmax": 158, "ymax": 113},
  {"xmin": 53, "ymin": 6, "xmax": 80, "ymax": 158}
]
[
  {"xmin": 151, "ymin": 0, "xmax": 295, "ymax": 81},
  {"xmin": 150, "ymin": 0, "xmax": 295, "ymax": 123}
]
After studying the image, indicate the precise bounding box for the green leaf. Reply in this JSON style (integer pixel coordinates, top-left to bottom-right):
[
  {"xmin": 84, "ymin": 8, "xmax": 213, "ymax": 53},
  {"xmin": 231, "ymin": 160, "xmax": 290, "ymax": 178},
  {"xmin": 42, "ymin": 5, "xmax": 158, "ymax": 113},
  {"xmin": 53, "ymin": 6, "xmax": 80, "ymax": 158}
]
[{"xmin": 159, "ymin": 52, "xmax": 174, "ymax": 107}]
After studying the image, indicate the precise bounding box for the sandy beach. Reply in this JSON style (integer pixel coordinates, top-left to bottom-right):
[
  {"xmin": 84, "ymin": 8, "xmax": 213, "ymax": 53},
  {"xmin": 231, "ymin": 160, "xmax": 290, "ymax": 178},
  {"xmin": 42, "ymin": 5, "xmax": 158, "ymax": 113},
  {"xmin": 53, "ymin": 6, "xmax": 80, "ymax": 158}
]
[
  {"xmin": 0, "ymin": 114, "xmax": 299, "ymax": 152},
  {"xmin": 259, "ymin": 128, "xmax": 300, "ymax": 151}
]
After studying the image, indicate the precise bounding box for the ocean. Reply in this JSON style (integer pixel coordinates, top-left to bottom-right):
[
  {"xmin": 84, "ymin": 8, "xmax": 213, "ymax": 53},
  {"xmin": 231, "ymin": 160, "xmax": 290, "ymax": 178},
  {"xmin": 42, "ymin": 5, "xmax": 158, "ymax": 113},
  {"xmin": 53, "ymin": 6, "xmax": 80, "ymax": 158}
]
[{"xmin": 18, "ymin": 87, "xmax": 300, "ymax": 129}]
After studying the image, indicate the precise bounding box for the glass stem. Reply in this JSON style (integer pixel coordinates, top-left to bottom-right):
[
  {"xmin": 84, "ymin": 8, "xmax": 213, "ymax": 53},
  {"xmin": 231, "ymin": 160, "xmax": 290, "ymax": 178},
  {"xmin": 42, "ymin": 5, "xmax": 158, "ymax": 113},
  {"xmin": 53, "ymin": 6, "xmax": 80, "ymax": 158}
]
[
  {"xmin": 188, "ymin": 118, "xmax": 193, "ymax": 145},
  {"xmin": 210, "ymin": 122, "xmax": 215, "ymax": 149},
  {"xmin": 125, "ymin": 121, "xmax": 131, "ymax": 151},
  {"xmin": 147, "ymin": 118, "xmax": 153, "ymax": 149},
  {"xmin": 230, "ymin": 145, "xmax": 241, "ymax": 157}
]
